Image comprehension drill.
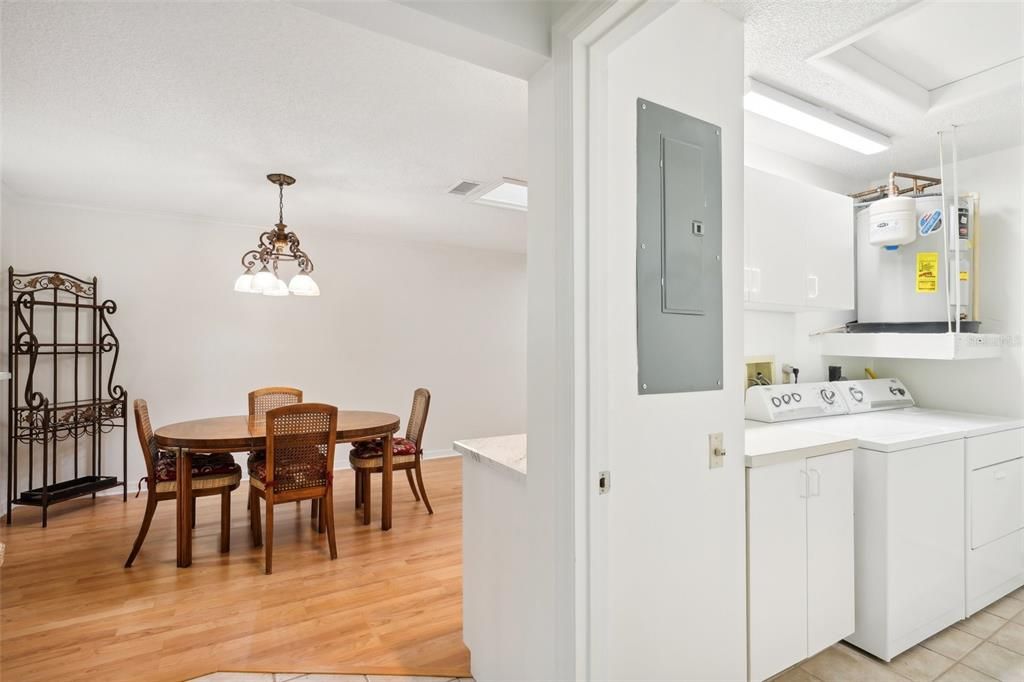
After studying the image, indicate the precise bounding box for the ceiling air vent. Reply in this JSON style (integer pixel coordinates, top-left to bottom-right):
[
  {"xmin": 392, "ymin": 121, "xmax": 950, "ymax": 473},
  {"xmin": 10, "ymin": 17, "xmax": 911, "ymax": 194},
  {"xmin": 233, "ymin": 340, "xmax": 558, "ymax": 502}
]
[{"xmin": 447, "ymin": 180, "xmax": 481, "ymax": 196}]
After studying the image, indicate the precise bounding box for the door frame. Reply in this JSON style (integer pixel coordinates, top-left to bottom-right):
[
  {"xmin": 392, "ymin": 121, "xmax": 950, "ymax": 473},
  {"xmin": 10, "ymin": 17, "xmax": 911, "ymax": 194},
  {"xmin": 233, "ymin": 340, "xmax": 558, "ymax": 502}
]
[{"xmin": 548, "ymin": 2, "xmax": 684, "ymax": 678}]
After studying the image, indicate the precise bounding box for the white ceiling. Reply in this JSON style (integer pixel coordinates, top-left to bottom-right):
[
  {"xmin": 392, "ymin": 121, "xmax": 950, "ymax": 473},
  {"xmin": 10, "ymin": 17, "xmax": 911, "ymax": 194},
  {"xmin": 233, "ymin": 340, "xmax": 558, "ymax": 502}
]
[
  {"xmin": 1, "ymin": 1, "xmax": 529, "ymax": 252},
  {"xmin": 856, "ymin": 2, "xmax": 1023, "ymax": 91},
  {"xmin": 718, "ymin": 0, "xmax": 1024, "ymax": 187}
]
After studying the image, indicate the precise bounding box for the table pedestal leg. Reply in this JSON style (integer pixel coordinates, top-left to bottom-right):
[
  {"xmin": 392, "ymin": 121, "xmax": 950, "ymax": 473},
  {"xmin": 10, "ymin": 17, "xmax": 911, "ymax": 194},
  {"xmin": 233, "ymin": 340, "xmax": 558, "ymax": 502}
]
[
  {"xmin": 382, "ymin": 432, "xmax": 393, "ymax": 531},
  {"xmin": 176, "ymin": 447, "xmax": 193, "ymax": 567}
]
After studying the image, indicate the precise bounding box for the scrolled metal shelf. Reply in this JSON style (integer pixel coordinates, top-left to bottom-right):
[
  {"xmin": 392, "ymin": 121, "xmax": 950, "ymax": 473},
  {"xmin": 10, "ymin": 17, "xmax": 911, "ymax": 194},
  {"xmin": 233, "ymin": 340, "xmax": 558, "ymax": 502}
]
[
  {"xmin": 10, "ymin": 270, "xmax": 96, "ymax": 297},
  {"xmin": 7, "ymin": 267, "xmax": 127, "ymax": 527}
]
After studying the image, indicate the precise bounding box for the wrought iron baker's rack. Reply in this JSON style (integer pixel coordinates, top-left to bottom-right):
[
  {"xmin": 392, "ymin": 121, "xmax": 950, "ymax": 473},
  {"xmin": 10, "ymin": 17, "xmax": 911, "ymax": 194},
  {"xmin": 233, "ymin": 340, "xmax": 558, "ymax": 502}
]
[{"xmin": 7, "ymin": 268, "xmax": 127, "ymax": 526}]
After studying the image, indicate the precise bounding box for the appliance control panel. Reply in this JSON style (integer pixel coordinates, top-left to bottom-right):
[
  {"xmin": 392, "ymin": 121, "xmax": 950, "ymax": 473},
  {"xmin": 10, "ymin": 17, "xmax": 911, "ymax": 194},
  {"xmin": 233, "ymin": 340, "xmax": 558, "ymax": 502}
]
[
  {"xmin": 745, "ymin": 382, "xmax": 850, "ymax": 423},
  {"xmin": 836, "ymin": 378, "xmax": 914, "ymax": 413}
]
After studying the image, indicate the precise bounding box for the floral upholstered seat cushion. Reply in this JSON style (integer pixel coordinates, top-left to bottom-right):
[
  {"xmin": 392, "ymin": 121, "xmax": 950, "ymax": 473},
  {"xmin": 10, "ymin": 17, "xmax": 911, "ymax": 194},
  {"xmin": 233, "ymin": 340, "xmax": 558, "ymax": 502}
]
[
  {"xmin": 350, "ymin": 437, "xmax": 418, "ymax": 458},
  {"xmin": 246, "ymin": 451, "xmax": 327, "ymax": 484},
  {"xmin": 154, "ymin": 452, "xmax": 239, "ymax": 482}
]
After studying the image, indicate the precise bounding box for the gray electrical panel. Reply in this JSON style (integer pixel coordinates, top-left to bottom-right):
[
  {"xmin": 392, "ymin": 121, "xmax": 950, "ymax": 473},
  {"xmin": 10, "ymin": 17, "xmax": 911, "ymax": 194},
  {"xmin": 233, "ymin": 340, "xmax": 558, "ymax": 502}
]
[{"xmin": 636, "ymin": 98, "xmax": 723, "ymax": 395}]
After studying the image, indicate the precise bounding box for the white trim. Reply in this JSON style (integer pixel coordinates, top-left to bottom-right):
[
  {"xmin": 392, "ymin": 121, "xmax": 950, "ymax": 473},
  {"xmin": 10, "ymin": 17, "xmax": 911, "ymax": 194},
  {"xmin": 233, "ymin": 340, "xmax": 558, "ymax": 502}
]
[{"xmin": 564, "ymin": 3, "xmax": 681, "ymax": 679}]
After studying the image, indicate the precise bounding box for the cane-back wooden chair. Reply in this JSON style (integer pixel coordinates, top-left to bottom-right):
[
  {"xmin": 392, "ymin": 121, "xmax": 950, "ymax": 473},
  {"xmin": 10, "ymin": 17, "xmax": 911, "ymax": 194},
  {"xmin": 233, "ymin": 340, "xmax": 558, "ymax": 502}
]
[
  {"xmin": 247, "ymin": 387, "xmax": 302, "ymax": 510},
  {"xmin": 248, "ymin": 403, "xmax": 338, "ymax": 574},
  {"xmin": 350, "ymin": 388, "xmax": 432, "ymax": 524},
  {"xmin": 248, "ymin": 386, "xmax": 303, "ymax": 422},
  {"xmin": 125, "ymin": 399, "xmax": 241, "ymax": 568}
]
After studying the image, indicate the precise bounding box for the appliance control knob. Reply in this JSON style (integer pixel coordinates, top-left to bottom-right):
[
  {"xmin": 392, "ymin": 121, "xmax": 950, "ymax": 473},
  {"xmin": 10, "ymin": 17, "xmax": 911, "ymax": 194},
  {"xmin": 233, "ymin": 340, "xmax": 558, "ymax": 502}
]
[
  {"xmin": 771, "ymin": 397, "xmax": 782, "ymax": 408},
  {"xmin": 791, "ymin": 393, "xmax": 802, "ymax": 403},
  {"xmin": 781, "ymin": 394, "xmax": 792, "ymax": 405},
  {"xmin": 849, "ymin": 387, "xmax": 864, "ymax": 402},
  {"xmin": 820, "ymin": 389, "xmax": 835, "ymax": 405}
]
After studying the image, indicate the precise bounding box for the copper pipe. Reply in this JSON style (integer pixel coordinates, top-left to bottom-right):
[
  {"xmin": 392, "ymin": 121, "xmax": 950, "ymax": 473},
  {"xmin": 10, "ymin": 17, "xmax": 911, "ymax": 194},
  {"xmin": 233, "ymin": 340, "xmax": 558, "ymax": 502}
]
[{"xmin": 849, "ymin": 171, "xmax": 942, "ymax": 200}]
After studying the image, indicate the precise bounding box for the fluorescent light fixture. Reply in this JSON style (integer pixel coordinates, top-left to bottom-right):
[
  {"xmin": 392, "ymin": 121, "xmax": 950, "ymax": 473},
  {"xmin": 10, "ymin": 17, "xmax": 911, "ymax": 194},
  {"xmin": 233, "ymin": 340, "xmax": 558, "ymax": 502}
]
[
  {"xmin": 743, "ymin": 78, "xmax": 891, "ymax": 155},
  {"xmin": 472, "ymin": 178, "xmax": 528, "ymax": 211}
]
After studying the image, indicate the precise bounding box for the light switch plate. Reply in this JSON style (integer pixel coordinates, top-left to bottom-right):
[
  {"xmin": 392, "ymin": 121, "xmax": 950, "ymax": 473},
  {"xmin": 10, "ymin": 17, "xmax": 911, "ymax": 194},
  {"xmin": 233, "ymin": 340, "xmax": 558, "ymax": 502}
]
[{"xmin": 709, "ymin": 432, "xmax": 725, "ymax": 469}]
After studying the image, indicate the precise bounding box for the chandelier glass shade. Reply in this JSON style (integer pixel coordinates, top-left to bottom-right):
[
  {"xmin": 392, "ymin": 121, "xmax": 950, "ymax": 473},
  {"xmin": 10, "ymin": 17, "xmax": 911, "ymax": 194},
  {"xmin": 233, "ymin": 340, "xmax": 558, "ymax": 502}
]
[{"xmin": 234, "ymin": 173, "xmax": 319, "ymax": 297}]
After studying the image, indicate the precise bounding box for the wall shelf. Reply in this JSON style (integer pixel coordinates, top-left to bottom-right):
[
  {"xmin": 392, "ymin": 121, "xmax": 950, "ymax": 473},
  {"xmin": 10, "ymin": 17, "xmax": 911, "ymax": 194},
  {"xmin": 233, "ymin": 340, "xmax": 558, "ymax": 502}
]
[{"xmin": 817, "ymin": 332, "xmax": 1015, "ymax": 360}]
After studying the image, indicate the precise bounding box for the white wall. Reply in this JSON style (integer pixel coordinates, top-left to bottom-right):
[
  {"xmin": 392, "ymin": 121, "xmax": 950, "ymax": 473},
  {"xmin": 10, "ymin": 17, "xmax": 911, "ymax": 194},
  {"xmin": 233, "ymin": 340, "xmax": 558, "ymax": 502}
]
[
  {"xmin": 745, "ymin": 309, "xmax": 870, "ymax": 383},
  {"xmin": 524, "ymin": 56, "xmax": 573, "ymax": 680},
  {"xmin": 600, "ymin": 4, "xmax": 746, "ymax": 679},
  {"xmin": 1, "ymin": 191, "xmax": 527, "ymax": 504},
  {"xmin": 875, "ymin": 145, "xmax": 1024, "ymax": 416}
]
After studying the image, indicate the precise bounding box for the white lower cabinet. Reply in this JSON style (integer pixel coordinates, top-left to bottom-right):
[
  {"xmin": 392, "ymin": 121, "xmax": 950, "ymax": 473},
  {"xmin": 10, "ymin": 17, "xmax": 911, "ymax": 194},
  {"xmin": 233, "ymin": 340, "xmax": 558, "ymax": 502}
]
[
  {"xmin": 747, "ymin": 451, "xmax": 854, "ymax": 681},
  {"xmin": 966, "ymin": 429, "xmax": 1024, "ymax": 615}
]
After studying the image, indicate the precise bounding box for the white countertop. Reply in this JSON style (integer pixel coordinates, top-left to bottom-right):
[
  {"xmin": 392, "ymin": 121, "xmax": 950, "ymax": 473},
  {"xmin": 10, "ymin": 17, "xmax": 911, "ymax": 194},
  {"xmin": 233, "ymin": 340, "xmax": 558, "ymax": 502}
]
[
  {"xmin": 454, "ymin": 434, "xmax": 527, "ymax": 477},
  {"xmin": 745, "ymin": 422, "xmax": 857, "ymax": 468}
]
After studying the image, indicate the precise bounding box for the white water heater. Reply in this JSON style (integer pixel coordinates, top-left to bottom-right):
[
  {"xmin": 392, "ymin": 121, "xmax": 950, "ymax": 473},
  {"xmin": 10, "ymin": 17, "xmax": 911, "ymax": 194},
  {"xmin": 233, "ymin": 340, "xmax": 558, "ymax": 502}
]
[{"xmin": 856, "ymin": 194, "xmax": 975, "ymax": 331}]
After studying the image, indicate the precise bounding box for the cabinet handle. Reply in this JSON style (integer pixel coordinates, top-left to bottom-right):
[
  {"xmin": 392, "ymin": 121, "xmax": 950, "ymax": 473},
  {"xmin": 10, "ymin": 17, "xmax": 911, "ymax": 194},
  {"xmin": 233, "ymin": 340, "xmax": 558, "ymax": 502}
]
[
  {"xmin": 807, "ymin": 274, "xmax": 819, "ymax": 299},
  {"xmin": 799, "ymin": 470, "xmax": 809, "ymax": 498},
  {"xmin": 751, "ymin": 268, "xmax": 761, "ymax": 294},
  {"xmin": 810, "ymin": 469, "xmax": 821, "ymax": 497}
]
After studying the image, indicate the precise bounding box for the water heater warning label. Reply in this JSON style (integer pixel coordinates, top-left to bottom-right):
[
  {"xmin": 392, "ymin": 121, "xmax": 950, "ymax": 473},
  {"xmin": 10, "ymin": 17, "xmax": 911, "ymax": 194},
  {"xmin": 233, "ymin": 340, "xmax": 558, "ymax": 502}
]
[{"xmin": 917, "ymin": 252, "xmax": 939, "ymax": 293}]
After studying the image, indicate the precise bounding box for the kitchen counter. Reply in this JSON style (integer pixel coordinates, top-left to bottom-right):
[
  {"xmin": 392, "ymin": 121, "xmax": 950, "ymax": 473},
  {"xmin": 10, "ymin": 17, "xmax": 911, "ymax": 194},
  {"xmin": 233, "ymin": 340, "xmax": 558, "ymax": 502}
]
[
  {"xmin": 745, "ymin": 421, "xmax": 857, "ymax": 468},
  {"xmin": 458, "ymin": 432, "xmax": 529, "ymax": 680},
  {"xmin": 454, "ymin": 433, "xmax": 527, "ymax": 477}
]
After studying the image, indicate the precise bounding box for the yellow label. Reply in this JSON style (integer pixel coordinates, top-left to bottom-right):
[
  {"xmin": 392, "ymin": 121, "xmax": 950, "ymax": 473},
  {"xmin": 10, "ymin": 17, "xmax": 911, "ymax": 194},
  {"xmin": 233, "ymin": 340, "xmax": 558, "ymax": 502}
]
[
  {"xmin": 960, "ymin": 271, "xmax": 969, "ymax": 281},
  {"xmin": 916, "ymin": 252, "xmax": 939, "ymax": 293}
]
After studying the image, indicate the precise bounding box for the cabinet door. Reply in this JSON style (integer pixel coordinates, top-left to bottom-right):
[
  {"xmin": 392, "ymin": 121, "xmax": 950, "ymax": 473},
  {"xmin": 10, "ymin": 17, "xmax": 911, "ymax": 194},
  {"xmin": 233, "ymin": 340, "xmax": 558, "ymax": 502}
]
[
  {"xmin": 806, "ymin": 450, "xmax": 855, "ymax": 656},
  {"xmin": 802, "ymin": 185, "xmax": 854, "ymax": 310},
  {"xmin": 747, "ymin": 460, "xmax": 808, "ymax": 681},
  {"xmin": 744, "ymin": 168, "xmax": 805, "ymax": 308},
  {"xmin": 972, "ymin": 458, "xmax": 1023, "ymax": 549}
]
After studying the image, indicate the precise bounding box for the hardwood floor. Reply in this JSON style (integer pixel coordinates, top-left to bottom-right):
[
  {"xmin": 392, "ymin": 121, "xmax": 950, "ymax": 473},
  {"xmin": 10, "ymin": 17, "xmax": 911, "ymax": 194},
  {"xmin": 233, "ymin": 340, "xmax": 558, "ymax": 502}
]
[{"xmin": 0, "ymin": 456, "xmax": 469, "ymax": 682}]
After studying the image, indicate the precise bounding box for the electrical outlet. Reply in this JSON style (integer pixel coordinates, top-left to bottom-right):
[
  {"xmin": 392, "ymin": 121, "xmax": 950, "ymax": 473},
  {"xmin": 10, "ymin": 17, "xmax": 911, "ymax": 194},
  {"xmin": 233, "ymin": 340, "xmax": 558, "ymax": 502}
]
[{"xmin": 709, "ymin": 432, "xmax": 725, "ymax": 469}]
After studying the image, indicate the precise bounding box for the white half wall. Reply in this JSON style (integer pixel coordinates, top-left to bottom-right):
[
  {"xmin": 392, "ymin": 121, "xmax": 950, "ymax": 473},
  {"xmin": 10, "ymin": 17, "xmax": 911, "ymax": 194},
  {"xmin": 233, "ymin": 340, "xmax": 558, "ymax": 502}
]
[
  {"xmin": 875, "ymin": 145, "xmax": 1024, "ymax": 416},
  {"xmin": 598, "ymin": 3, "xmax": 746, "ymax": 679},
  {"xmin": 1, "ymin": 192, "xmax": 527, "ymax": 507}
]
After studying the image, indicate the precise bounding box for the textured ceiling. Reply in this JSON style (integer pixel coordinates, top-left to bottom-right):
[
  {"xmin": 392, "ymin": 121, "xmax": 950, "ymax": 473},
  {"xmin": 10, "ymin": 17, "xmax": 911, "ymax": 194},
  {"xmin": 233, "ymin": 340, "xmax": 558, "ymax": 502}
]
[
  {"xmin": 1, "ymin": 1, "xmax": 528, "ymax": 252},
  {"xmin": 716, "ymin": 0, "xmax": 1024, "ymax": 187}
]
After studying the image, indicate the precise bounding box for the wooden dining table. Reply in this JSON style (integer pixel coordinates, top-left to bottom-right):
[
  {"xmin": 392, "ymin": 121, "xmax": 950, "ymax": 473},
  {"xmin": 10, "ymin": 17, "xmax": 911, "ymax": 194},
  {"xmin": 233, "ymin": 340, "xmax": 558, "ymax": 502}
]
[{"xmin": 154, "ymin": 410, "xmax": 401, "ymax": 568}]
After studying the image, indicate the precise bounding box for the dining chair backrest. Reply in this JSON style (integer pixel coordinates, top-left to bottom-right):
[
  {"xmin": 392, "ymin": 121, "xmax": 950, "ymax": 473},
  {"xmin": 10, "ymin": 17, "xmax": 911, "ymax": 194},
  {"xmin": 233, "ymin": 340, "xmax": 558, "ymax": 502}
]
[
  {"xmin": 249, "ymin": 387, "xmax": 303, "ymax": 422},
  {"xmin": 133, "ymin": 398, "xmax": 159, "ymax": 483},
  {"xmin": 406, "ymin": 388, "xmax": 431, "ymax": 451},
  {"xmin": 265, "ymin": 403, "xmax": 338, "ymax": 494}
]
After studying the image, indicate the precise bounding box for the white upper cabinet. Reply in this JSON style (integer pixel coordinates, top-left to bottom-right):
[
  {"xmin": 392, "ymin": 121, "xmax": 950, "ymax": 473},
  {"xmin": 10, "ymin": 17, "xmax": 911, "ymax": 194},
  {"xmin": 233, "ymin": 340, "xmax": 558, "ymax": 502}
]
[{"xmin": 744, "ymin": 168, "xmax": 854, "ymax": 311}]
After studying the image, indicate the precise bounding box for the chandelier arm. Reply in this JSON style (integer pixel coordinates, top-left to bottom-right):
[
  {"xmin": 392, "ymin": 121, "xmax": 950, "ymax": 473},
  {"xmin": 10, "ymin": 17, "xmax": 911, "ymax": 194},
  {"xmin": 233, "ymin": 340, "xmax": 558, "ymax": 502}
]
[
  {"xmin": 258, "ymin": 231, "xmax": 276, "ymax": 249},
  {"xmin": 285, "ymin": 233, "xmax": 314, "ymax": 272},
  {"xmin": 241, "ymin": 248, "xmax": 269, "ymax": 270}
]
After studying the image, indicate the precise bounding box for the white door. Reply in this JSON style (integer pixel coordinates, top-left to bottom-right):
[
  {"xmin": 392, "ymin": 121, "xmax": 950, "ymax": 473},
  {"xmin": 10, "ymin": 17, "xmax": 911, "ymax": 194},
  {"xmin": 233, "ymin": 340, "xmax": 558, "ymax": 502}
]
[
  {"xmin": 594, "ymin": 3, "xmax": 747, "ymax": 680},
  {"xmin": 806, "ymin": 450, "xmax": 856, "ymax": 656},
  {"xmin": 745, "ymin": 167, "xmax": 805, "ymax": 307},
  {"xmin": 802, "ymin": 186, "xmax": 854, "ymax": 310},
  {"xmin": 747, "ymin": 461, "xmax": 809, "ymax": 681}
]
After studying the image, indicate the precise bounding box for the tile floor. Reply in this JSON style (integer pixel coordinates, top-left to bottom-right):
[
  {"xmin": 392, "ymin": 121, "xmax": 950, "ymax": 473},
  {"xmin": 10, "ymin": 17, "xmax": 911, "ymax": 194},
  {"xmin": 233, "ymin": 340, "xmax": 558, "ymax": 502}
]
[
  {"xmin": 190, "ymin": 671, "xmax": 473, "ymax": 675},
  {"xmin": 776, "ymin": 589, "xmax": 1024, "ymax": 682}
]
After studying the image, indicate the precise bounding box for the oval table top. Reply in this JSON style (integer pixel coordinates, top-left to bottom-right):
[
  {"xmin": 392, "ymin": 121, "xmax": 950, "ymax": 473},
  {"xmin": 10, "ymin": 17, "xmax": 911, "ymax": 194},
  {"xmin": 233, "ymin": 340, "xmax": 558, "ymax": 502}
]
[{"xmin": 154, "ymin": 411, "xmax": 401, "ymax": 450}]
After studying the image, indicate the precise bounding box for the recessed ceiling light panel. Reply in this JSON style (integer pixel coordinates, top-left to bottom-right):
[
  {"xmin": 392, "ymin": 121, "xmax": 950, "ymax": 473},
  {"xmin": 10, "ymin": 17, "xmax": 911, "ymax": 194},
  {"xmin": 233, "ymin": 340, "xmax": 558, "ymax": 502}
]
[
  {"xmin": 472, "ymin": 178, "xmax": 528, "ymax": 211},
  {"xmin": 743, "ymin": 78, "xmax": 891, "ymax": 155}
]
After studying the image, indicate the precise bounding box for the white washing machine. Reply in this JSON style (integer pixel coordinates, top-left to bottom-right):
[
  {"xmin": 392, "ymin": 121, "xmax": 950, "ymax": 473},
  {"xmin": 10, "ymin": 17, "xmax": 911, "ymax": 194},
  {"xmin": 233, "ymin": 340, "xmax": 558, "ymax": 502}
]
[{"xmin": 746, "ymin": 379, "xmax": 1024, "ymax": 661}]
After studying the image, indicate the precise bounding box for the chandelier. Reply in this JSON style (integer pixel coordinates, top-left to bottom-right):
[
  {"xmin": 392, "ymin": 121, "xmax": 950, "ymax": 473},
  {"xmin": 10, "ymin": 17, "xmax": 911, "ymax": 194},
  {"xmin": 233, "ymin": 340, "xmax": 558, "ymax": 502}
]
[{"xmin": 233, "ymin": 173, "xmax": 319, "ymax": 296}]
